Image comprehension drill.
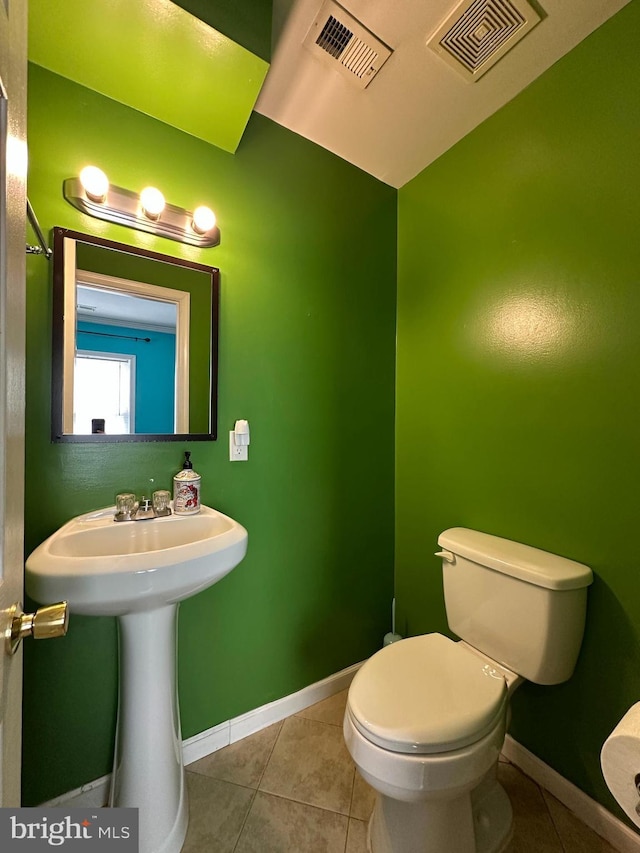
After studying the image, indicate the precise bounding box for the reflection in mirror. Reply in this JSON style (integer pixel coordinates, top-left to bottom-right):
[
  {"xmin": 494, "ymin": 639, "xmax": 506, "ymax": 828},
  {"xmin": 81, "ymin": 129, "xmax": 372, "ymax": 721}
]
[
  {"xmin": 52, "ymin": 228, "xmax": 219, "ymax": 442},
  {"xmin": 74, "ymin": 275, "xmax": 188, "ymax": 434}
]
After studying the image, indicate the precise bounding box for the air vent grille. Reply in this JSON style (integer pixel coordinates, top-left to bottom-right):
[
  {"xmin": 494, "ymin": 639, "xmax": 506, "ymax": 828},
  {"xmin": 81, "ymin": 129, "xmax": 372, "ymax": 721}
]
[
  {"xmin": 316, "ymin": 16, "xmax": 352, "ymax": 59},
  {"xmin": 340, "ymin": 37, "xmax": 380, "ymax": 79},
  {"xmin": 427, "ymin": 0, "xmax": 541, "ymax": 81},
  {"xmin": 303, "ymin": 1, "xmax": 392, "ymax": 90}
]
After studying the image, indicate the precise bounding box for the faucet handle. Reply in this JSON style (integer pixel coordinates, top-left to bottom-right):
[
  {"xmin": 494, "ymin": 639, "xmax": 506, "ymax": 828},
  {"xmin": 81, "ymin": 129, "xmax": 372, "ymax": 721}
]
[
  {"xmin": 152, "ymin": 490, "xmax": 172, "ymax": 517},
  {"xmin": 115, "ymin": 492, "xmax": 137, "ymax": 521}
]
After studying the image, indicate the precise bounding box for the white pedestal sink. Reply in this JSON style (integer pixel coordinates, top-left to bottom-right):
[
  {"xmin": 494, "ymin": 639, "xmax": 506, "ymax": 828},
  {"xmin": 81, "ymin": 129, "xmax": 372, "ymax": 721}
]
[{"xmin": 25, "ymin": 505, "xmax": 248, "ymax": 853}]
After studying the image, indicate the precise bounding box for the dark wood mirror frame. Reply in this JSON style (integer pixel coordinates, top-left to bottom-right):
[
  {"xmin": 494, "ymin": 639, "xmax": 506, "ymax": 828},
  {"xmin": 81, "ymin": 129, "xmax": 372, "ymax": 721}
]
[{"xmin": 51, "ymin": 227, "xmax": 220, "ymax": 443}]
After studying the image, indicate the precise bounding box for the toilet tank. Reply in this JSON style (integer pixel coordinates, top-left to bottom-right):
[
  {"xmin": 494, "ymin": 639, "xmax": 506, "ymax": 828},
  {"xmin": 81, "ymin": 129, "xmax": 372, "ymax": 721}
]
[{"xmin": 437, "ymin": 528, "xmax": 593, "ymax": 685}]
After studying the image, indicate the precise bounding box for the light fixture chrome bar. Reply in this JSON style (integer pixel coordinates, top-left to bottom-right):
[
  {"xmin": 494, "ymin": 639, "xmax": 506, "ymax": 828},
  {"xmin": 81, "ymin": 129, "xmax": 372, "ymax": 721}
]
[
  {"xmin": 63, "ymin": 178, "xmax": 220, "ymax": 249},
  {"xmin": 26, "ymin": 198, "xmax": 52, "ymax": 259}
]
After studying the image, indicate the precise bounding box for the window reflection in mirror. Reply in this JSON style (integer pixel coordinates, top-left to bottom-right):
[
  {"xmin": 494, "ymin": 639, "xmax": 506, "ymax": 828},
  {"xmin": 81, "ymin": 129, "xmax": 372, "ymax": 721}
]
[
  {"xmin": 52, "ymin": 228, "xmax": 219, "ymax": 442},
  {"xmin": 73, "ymin": 273, "xmax": 188, "ymax": 435},
  {"xmin": 74, "ymin": 350, "xmax": 135, "ymax": 434}
]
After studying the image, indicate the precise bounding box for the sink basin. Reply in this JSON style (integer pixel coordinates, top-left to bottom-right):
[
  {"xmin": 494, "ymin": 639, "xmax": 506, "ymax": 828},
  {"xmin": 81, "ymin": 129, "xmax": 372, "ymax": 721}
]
[
  {"xmin": 26, "ymin": 504, "xmax": 248, "ymax": 616},
  {"xmin": 25, "ymin": 504, "xmax": 248, "ymax": 853}
]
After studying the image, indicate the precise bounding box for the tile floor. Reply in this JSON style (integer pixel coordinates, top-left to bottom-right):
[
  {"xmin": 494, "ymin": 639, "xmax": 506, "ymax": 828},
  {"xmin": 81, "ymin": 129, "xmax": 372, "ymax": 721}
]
[{"xmin": 183, "ymin": 690, "xmax": 620, "ymax": 852}]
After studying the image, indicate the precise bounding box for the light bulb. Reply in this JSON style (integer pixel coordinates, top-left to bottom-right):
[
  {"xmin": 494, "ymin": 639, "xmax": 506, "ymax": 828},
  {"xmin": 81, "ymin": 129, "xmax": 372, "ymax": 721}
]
[
  {"xmin": 140, "ymin": 186, "xmax": 165, "ymax": 219},
  {"xmin": 191, "ymin": 205, "xmax": 216, "ymax": 234},
  {"xmin": 79, "ymin": 166, "xmax": 109, "ymax": 202}
]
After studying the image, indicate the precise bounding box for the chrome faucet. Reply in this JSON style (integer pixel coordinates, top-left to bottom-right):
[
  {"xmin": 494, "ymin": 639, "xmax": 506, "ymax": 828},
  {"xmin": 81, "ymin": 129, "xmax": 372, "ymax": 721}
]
[
  {"xmin": 135, "ymin": 497, "xmax": 155, "ymax": 520},
  {"xmin": 114, "ymin": 490, "xmax": 172, "ymax": 522}
]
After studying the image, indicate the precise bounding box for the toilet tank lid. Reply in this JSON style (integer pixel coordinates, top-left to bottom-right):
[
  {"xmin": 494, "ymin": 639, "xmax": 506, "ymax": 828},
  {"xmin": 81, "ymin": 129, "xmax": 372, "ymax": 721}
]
[{"xmin": 437, "ymin": 528, "xmax": 593, "ymax": 590}]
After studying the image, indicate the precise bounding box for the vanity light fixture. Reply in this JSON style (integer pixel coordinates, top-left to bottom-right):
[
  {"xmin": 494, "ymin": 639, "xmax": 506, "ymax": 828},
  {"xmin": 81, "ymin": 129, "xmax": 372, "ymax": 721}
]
[{"xmin": 63, "ymin": 166, "xmax": 220, "ymax": 248}]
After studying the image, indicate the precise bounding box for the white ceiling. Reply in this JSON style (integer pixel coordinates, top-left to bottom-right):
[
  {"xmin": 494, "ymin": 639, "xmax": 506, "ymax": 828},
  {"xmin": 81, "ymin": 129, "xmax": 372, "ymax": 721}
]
[
  {"xmin": 77, "ymin": 285, "xmax": 177, "ymax": 334},
  {"xmin": 256, "ymin": 0, "xmax": 631, "ymax": 188}
]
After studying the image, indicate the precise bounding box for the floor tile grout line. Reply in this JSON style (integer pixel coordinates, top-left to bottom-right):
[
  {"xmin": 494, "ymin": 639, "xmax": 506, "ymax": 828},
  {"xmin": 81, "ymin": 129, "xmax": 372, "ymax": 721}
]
[
  {"xmin": 184, "ymin": 766, "xmax": 256, "ymax": 793},
  {"xmin": 258, "ymin": 714, "xmax": 356, "ymax": 815},
  {"xmin": 256, "ymin": 718, "xmax": 286, "ymax": 792},
  {"xmin": 257, "ymin": 731, "xmax": 355, "ymax": 820},
  {"xmin": 256, "ymin": 784, "xmax": 354, "ymax": 818},
  {"xmin": 232, "ymin": 788, "xmax": 353, "ymax": 853},
  {"xmin": 348, "ymin": 755, "xmax": 358, "ymax": 819},
  {"xmin": 187, "ymin": 718, "xmax": 288, "ymax": 852},
  {"xmin": 536, "ymin": 779, "xmax": 567, "ymax": 852},
  {"xmin": 231, "ymin": 786, "xmax": 259, "ymax": 853},
  {"xmin": 250, "ymin": 787, "xmax": 353, "ymax": 819},
  {"xmin": 294, "ymin": 692, "xmax": 349, "ymax": 730},
  {"xmin": 229, "ymin": 724, "xmax": 287, "ymax": 853},
  {"xmin": 295, "ymin": 713, "xmax": 344, "ymax": 728},
  {"xmin": 345, "ymin": 767, "xmax": 359, "ymax": 853}
]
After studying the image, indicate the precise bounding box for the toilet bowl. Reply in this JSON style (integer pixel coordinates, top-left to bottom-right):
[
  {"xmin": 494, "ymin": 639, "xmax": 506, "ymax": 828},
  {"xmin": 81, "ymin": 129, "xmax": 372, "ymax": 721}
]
[
  {"xmin": 344, "ymin": 634, "xmax": 516, "ymax": 853},
  {"xmin": 343, "ymin": 527, "xmax": 593, "ymax": 853}
]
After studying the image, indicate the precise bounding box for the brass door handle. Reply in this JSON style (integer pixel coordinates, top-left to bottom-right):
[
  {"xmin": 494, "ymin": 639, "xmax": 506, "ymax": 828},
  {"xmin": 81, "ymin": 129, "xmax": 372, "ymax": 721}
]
[{"xmin": 5, "ymin": 601, "xmax": 69, "ymax": 655}]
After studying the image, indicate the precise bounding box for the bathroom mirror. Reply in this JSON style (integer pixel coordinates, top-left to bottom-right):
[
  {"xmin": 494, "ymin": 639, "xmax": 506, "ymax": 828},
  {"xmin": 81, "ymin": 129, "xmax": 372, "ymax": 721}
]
[{"xmin": 51, "ymin": 227, "xmax": 219, "ymax": 442}]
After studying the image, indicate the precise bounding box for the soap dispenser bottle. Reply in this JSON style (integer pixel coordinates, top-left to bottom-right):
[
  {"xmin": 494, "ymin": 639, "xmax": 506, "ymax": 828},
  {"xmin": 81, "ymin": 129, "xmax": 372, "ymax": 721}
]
[{"xmin": 173, "ymin": 451, "xmax": 201, "ymax": 515}]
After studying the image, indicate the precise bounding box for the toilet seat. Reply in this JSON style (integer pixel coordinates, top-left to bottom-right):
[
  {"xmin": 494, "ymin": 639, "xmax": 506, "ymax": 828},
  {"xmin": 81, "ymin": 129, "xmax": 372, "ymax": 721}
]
[{"xmin": 348, "ymin": 633, "xmax": 508, "ymax": 754}]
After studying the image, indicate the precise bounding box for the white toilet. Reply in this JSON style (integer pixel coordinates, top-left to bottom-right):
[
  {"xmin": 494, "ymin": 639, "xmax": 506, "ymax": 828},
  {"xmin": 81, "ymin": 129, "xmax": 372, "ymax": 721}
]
[{"xmin": 343, "ymin": 527, "xmax": 593, "ymax": 853}]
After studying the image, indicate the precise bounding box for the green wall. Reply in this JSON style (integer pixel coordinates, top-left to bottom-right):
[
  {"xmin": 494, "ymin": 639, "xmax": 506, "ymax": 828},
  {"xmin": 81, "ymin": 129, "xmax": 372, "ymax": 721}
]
[
  {"xmin": 29, "ymin": 0, "xmax": 269, "ymax": 155},
  {"xmin": 396, "ymin": 0, "xmax": 640, "ymax": 823},
  {"xmin": 172, "ymin": 0, "xmax": 273, "ymax": 62},
  {"xmin": 24, "ymin": 64, "xmax": 396, "ymax": 805}
]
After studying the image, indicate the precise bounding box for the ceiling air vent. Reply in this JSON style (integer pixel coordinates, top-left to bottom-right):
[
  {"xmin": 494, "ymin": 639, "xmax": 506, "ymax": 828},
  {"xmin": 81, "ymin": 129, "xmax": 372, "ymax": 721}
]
[
  {"xmin": 303, "ymin": 0, "xmax": 392, "ymax": 90},
  {"xmin": 427, "ymin": 0, "xmax": 541, "ymax": 82}
]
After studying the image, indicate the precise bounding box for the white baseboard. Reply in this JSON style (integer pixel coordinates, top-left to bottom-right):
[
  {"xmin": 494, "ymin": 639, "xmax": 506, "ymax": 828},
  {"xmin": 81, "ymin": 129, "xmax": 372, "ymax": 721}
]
[
  {"xmin": 502, "ymin": 734, "xmax": 640, "ymax": 853},
  {"xmin": 40, "ymin": 661, "xmax": 362, "ymax": 808},
  {"xmin": 43, "ymin": 773, "xmax": 112, "ymax": 809},
  {"xmin": 183, "ymin": 660, "xmax": 361, "ymax": 764}
]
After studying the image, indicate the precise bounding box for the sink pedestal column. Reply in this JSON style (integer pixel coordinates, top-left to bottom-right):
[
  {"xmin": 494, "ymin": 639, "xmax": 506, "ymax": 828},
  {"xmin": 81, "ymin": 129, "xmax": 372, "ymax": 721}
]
[{"xmin": 110, "ymin": 604, "xmax": 188, "ymax": 853}]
